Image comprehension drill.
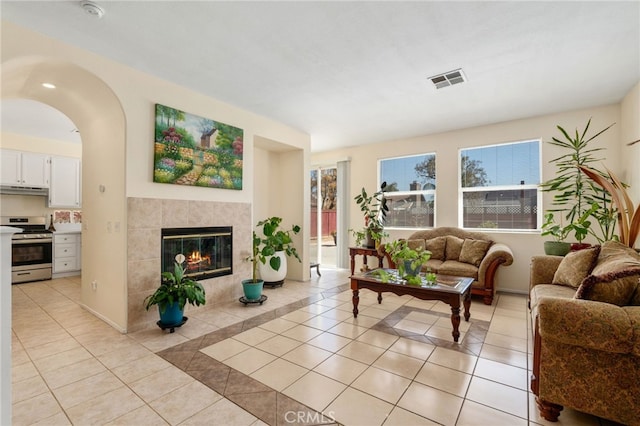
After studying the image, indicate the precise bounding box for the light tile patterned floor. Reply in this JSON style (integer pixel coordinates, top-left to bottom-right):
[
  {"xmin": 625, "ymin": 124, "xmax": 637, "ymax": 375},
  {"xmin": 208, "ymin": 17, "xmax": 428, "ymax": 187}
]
[{"xmin": 11, "ymin": 271, "xmax": 615, "ymax": 425}]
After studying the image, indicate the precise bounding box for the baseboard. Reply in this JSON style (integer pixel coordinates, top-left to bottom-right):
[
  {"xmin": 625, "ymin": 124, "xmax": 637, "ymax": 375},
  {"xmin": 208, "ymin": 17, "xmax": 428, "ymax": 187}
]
[
  {"xmin": 79, "ymin": 303, "xmax": 127, "ymax": 334},
  {"xmin": 496, "ymin": 288, "xmax": 528, "ymax": 296}
]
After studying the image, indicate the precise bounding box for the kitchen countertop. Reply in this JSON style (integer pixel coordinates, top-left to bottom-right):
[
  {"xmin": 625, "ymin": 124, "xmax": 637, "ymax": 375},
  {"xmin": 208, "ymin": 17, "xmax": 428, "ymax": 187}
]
[{"xmin": 52, "ymin": 223, "xmax": 82, "ymax": 234}]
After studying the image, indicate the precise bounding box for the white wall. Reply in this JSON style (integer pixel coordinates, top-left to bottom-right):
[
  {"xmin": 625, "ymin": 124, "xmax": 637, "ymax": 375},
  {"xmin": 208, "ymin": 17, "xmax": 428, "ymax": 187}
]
[
  {"xmin": 621, "ymin": 82, "xmax": 640, "ymax": 200},
  {"xmin": 253, "ymin": 142, "xmax": 309, "ymax": 281},
  {"xmin": 312, "ymin": 103, "xmax": 626, "ymax": 294}
]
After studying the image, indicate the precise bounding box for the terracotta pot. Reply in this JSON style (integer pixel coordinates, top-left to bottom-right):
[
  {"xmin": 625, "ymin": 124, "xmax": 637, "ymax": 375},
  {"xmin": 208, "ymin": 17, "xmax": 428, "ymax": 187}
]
[{"xmin": 570, "ymin": 243, "xmax": 592, "ymax": 251}]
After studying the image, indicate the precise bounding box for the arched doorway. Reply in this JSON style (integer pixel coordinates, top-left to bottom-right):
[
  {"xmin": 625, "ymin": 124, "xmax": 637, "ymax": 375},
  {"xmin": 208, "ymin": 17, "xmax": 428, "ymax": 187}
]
[{"xmin": 2, "ymin": 57, "xmax": 128, "ymax": 330}]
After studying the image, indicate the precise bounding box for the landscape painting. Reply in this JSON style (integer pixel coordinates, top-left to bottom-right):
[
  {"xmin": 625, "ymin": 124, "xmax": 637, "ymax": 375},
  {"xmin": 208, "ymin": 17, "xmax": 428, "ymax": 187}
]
[{"xmin": 153, "ymin": 104, "xmax": 244, "ymax": 190}]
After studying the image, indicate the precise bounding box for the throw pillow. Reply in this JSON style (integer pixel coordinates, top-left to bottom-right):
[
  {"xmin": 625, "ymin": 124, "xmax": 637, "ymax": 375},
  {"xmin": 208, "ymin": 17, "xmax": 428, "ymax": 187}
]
[
  {"xmin": 552, "ymin": 245, "xmax": 601, "ymax": 289},
  {"xmin": 575, "ymin": 268, "xmax": 640, "ymax": 306},
  {"xmin": 629, "ymin": 284, "xmax": 640, "ymax": 306},
  {"xmin": 425, "ymin": 236, "xmax": 447, "ymax": 260},
  {"xmin": 592, "ymin": 241, "xmax": 640, "ymax": 276},
  {"xmin": 459, "ymin": 239, "xmax": 493, "ymax": 267},
  {"xmin": 445, "ymin": 236, "xmax": 464, "ymax": 261},
  {"xmin": 406, "ymin": 239, "xmax": 426, "ymax": 251}
]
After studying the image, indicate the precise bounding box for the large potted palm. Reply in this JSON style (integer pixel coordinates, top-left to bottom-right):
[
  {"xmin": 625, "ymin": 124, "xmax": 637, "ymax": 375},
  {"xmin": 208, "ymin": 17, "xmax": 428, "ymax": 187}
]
[
  {"xmin": 144, "ymin": 253, "xmax": 206, "ymax": 329},
  {"xmin": 541, "ymin": 118, "xmax": 616, "ymax": 247}
]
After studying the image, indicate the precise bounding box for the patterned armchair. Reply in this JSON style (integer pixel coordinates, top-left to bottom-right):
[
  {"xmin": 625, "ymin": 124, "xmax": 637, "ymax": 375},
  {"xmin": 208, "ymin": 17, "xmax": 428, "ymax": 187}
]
[{"xmin": 529, "ymin": 242, "xmax": 640, "ymax": 425}]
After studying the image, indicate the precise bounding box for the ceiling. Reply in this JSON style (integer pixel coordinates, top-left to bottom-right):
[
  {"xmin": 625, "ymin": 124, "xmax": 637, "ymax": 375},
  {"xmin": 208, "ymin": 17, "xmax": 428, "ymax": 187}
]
[{"xmin": 1, "ymin": 1, "xmax": 638, "ymax": 152}]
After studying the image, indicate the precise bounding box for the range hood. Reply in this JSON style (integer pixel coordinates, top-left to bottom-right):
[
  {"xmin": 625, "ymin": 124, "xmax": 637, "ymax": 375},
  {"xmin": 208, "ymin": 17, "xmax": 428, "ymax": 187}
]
[{"xmin": 0, "ymin": 185, "xmax": 49, "ymax": 196}]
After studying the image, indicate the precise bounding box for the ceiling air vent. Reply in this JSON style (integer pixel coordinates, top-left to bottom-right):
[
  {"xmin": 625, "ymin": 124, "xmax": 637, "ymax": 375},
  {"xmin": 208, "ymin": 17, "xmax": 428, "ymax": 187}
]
[{"xmin": 428, "ymin": 69, "xmax": 466, "ymax": 89}]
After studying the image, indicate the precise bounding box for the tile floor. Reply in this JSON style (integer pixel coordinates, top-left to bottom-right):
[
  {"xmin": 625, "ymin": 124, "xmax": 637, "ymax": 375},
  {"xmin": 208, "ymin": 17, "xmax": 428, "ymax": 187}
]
[{"xmin": 11, "ymin": 269, "xmax": 613, "ymax": 425}]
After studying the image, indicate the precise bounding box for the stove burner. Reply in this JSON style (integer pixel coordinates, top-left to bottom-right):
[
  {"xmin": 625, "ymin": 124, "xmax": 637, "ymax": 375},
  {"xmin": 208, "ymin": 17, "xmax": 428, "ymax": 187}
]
[{"xmin": 1, "ymin": 216, "xmax": 52, "ymax": 240}]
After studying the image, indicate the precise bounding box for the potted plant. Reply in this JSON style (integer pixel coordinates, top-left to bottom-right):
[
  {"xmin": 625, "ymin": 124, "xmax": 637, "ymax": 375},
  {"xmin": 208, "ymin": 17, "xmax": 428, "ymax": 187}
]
[
  {"xmin": 242, "ymin": 231, "xmax": 265, "ymax": 300},
  {"xmin": 579, "ymin": 165, "xmax": 640, "ymax": 249},
  {"xmin": 541, "ymin": 118, "xmax": 616, "ymax": 247},
  {"xmin": 144, "ymin": 253, "xmax": 206, "ymax": 326},
  {"xmin": 540, "ymin": 212, "xmax": 572, "ymax": 256},
  {"xmin": 353, "ymin": 182, "xmax": 390, "ymax": 248},
  {"xmin": 384, "ymin": 239, "xmax": 431, "ymax": 284},
  {"xmin": 255, "ymin": 217, "xmax": 301, "ymax": 286}
]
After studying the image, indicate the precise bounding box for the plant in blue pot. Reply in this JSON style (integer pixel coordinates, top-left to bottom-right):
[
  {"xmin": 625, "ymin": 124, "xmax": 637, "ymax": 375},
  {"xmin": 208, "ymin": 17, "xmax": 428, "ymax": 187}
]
[
  {"xmin": 242, "ymin": 231, "xmax": 266, "ymax": 301},
  {"xmin": 144, "ymin": 253, "xmax": 206, "ymax": 326},
  {"xmin": 384, "ymin": 239, "xmax": 431, "ymax": 285}
]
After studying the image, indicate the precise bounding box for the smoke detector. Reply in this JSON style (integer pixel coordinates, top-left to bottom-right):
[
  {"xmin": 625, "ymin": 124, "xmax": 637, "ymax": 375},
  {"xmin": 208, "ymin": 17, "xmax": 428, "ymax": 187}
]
[
  {"xmin": 80, "ymin": 1, "xmax": 105, "ymax": 19},
  {"xmin": 428, "ymin": 69, "xmax": 467, "ymax": 89}
]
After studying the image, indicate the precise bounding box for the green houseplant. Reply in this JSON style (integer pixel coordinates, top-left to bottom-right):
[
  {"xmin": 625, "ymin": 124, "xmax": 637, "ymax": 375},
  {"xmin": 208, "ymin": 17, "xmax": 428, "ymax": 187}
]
[
  {"xmin": 242, "ymin": 231, "xmax": 265, "ymax": 300},
  {"xmin": 541, "ymin": 118, "xmax": 616, "ymax": 246},
  {"xmin": 144, "ymin": 253, "xmax": 206, "ymax": 325},
  {"xmin": 384, "ymin": 239, "xmax": 432, "ymax": 284},
  {"xmin": 579, "ymin": 165, "xmax": 640, "ymax": 249},
  {"xmin": 253, "ymin": 217, "xmax": 301, "ymax": 287},
  {"xmin": 540, "ymin": 212, "xmax": 572, "ymax": 256},
  {"xmin": 353, "ymin": 182, "xmax": 389, "ymax": 248}
]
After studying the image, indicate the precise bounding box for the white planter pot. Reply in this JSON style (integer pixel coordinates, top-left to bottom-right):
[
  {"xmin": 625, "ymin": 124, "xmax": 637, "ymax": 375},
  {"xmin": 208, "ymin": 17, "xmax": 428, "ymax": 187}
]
[{"xmin": 258, "ymin": 250, "xmax": 287, "ymax": 283}]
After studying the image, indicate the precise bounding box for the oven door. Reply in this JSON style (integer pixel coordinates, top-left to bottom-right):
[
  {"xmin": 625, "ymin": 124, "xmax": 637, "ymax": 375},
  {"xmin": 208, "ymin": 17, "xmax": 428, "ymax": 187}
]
[{"xmin": 12, "ymin": 237, "xmax": 53, "ymax": 283}]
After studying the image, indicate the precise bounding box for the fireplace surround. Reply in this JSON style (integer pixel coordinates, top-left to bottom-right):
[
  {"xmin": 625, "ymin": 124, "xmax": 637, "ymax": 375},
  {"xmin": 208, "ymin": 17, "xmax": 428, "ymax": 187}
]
[
  {"xmin": 161, "ymin": 226, "xmax": 232, "ymax": 280},
  {"xmin": 127, "ymin": 197, "xmax": 251, "ymax": 332}
]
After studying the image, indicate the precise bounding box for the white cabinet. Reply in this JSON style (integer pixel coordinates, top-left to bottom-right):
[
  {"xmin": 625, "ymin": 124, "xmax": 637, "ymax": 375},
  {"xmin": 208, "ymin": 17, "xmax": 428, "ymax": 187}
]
[
  {"xmin": 49, "ymin": 156, "xmax": 81, "ymax": 208},
  {"xmin": 53, "ymin": 233, "xmax": 81, "ymax": 276},
  {"xmin": 0, "ymin": 149, "xmax": 50, "ymax": 188}
]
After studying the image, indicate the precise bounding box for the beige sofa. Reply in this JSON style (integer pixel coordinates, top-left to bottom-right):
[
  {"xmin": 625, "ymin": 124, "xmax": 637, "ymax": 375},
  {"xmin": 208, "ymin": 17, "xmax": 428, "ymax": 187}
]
[
  {"xmin": 529, "ymin": 241, "xmax": 640, "ymax": 425},
  {"xmin": 385, "ymin": 227, "xmax": 513, "ymax": 305}
]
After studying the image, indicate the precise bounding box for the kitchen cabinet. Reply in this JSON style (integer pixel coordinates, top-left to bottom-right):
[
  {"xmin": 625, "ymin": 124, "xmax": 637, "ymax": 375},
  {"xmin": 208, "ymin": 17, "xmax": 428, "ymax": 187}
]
[
  {"xmin": 49, "ymin": 156, "xmax": 81, "ymax": 208},
  {"xmin": 53, "ymin": 233, "xmax": 81, "ymax": 276},
  {"xmin": 0, "ymin": 149, "xmax": 50, "ymax": 188}
]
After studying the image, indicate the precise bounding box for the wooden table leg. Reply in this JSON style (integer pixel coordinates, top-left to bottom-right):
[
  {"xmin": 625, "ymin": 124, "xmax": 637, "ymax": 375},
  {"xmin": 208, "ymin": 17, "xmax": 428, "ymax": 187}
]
[
  {"xmin": 350, "ymin": 255, "xmax": 355, "ymax": 275},
  {"xmin": 377, "ymin": 292, "xmax": 382, "ymax": 304},
  {"xmin": 463, "ymin": 289, "xmax": 471, "ymax": 322},
  {"xmin": 352, "ymin": 289, "xmax": 359, "ymax": 318},
  {"xmin": 450, "ymin": 305, "xmax": 461, "ymax": 342}
]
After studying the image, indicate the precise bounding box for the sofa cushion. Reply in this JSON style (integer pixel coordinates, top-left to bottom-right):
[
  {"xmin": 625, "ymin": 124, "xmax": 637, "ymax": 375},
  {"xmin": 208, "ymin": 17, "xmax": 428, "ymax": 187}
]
[
  {"xmin": 445, "ymin": 236, "xmax": 464, "ymax": 260},
  {"xmin": 591, "ymin": 241, "xmax": 640, "ymax": 276},
  {"xmin": 629, "ymin": 284, "xmax": 640, "ymax": 306},
  {"xmin": 438, "ymin": 260, "xmax": 478, "ymax": 279},
  {"xmin": 575, "ymin": 269, "xmax": 640, "ymax": 306},
  {"xmin": 459, "ymin": 239, "xmax": 492, "ymax": 267},
  {"xmin": 406, "ymin": 239, "xmax": 426, "ymax": 251},
  {"xmin": 552, "ymin": 245, "xmax": 600, "ymax": 289},
  {"xmin": 574, "ymin": 242, "xmax": 640, "ymax": 306},
  {"xmin": 530, "ymin": 283, "xmax": 576, "ymax": 311},
  {"xmin": 425, "ymin": 236, "xmax": 447, "ymax": 260},
  {"xmin": 425, "ymin": 259, "xmax": 443, "ymax": 272}
]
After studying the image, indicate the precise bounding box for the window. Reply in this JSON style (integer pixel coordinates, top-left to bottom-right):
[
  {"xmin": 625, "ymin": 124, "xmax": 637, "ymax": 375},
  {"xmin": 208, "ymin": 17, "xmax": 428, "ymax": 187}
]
[
  {"xmin": 379, "ymin": 153, "xmax": 436, "ymax": 228},
  {"xmin": 460, "ymin": 140, "xmax": 540, "ymax": 230}
]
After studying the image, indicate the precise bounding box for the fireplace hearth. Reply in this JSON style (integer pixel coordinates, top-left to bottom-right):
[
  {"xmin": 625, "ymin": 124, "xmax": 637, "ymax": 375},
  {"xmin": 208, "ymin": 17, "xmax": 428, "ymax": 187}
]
[{"xmin": 161, "ymin": 226, "xmax": 232, "ymax": 280}]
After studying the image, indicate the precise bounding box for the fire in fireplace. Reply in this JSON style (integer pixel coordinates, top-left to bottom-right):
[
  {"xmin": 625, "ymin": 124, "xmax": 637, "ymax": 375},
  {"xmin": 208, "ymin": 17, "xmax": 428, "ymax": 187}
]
[{"xmin": 161, "ymin": 227, "xmax": 232, "ymax": 280}]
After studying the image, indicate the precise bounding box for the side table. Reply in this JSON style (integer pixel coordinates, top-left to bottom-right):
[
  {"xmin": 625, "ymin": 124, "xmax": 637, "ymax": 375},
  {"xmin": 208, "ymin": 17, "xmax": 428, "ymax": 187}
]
[{"xmin": 349, "ymin": 246, "xmax": 388, "ymax": 275}]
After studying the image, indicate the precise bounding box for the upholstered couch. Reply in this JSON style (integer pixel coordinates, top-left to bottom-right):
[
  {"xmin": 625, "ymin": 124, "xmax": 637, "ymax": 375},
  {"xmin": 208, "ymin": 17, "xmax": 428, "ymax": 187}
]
[
  {"xmin": 384, "ymin": 227, "xmax": 513, "ymax": 305},
  {"xmin": 529, "ymin": 241, "xmax": 640, "ymax": 425}
]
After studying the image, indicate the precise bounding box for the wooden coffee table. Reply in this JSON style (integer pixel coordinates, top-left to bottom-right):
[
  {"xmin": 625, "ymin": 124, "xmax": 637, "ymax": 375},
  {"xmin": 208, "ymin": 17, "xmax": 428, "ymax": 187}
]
[{"xmin": 350, "ymin": 269, "xmax": 473, "ymax": 342}]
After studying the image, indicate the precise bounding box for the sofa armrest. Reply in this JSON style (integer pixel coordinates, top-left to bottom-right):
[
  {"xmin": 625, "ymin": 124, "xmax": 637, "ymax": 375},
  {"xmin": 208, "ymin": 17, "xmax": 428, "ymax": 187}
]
[
  {"xmin": 477, "ymin": 243, "xmax": 513, "ymax": 287},
  {"xmin": 536, "ymin": 297, "xmax": 634, "ymax": 354},
  {"xmin": 530, "ymin": 255, "xmax": 563, "ymax": 289}
]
